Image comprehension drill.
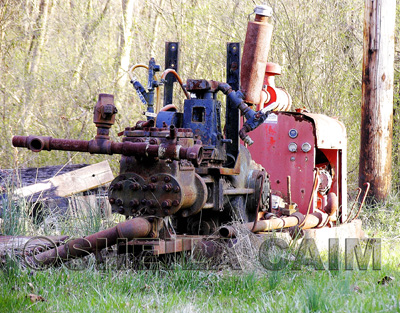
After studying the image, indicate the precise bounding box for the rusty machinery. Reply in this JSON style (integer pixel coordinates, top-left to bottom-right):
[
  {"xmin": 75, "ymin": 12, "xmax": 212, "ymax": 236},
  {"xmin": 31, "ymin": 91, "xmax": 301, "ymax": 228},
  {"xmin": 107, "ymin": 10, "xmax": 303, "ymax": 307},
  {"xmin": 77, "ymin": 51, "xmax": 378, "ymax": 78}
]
[{"xmin": 12, "ymin": 5, "xmax": 367, "ymax": 262}]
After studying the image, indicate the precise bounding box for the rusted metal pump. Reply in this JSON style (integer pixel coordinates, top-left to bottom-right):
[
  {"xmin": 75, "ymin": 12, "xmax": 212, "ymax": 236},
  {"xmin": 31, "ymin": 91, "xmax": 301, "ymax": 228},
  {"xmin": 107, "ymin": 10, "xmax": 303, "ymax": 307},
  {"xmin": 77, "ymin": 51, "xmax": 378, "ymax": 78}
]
[
  {"xmin": 12, "ymin": 4, "xmax": 365, "ymax": 265},
  {"xmin": 13, "ymin": 81, "xmax": 269, "ymax": 236}
]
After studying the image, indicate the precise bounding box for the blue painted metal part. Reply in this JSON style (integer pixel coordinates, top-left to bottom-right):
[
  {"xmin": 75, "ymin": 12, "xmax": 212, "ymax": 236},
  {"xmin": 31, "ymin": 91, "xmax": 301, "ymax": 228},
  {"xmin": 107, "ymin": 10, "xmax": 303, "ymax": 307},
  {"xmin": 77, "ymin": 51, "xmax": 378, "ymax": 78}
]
[
  {"xmin": 155, "ymin": 111, "xmax": 182, "ymax": 128},
  {"xmin": 131, "ymin": 80, "xmax": 147, "ymax": 105},
  {"xmin": 182, "ymin": 97, "xmax": 222, "ymax": 147},
  {"xmin": 225, "ymin": 42, "xmax": 241, "ymax": 164},
  {"xmin": 243, "ymin": 110, "xmax": 269, "ymax": 131},
  {"xmin": 145, "ymin": 58, "xmax": 161, "ymax": 120}
]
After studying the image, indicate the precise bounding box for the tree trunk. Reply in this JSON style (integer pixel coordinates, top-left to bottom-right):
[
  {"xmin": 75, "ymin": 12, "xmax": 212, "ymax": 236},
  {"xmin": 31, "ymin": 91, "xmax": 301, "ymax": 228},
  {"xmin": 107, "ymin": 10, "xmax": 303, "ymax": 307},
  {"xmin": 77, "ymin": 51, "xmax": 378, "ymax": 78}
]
[
  {"xmin": 359, "ymin": 0, "xmax": 396, "ymax": 202},
  {"xmin": 73, "ymin": 0, "xmax": 111, "ymax": 85},
  {"xmin": 27, "ymin": 0, "xmax": 50, "ymax": 74},
  {"xmin": 149, "ymin": 0, "xmax": 165, "ymax": 57},
  {"xmin": 115, "ymin": 0, "xmax": 136, "ymax": 91}
]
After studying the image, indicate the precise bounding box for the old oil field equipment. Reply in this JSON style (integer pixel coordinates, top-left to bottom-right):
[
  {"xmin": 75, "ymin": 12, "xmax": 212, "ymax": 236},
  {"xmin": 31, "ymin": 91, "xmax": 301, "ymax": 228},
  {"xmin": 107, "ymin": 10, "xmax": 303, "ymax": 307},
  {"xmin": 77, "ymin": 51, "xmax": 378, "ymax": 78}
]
[{"xmin": 12, "ymin": 5, "xmax": 367, "ymax": 265}]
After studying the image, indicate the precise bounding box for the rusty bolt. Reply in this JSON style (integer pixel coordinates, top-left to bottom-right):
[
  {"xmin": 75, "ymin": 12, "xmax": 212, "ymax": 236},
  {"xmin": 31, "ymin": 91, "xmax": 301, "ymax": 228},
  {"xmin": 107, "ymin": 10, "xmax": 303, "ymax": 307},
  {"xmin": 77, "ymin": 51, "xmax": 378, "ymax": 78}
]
[
  {"xmin": 146, "ymin": 200, "xmax": 156, "ymax": 207},
  {"xmin": 109, "ymin": 198, "xmax": 116, "ymax": 204},
  {"xmin": 163, "ymin": 184, "xmax": 172, "ymax": 192},
  {"xmin": 164, "ymin": 176, "xmax": 171, "ymax": 183},
  {"xmin": 114, "ymin": 182, "xmax": 123, "ymax": 190},
  {"xmin": 116, "ymin": 198, "xmax": 123, "ymax": 206},
  {"xmin": 172, "ymin": 200, "xmax": 180, "ymax": 206},
  {"xmin": 141, "ymin": 199, "xmax": 147, "ymax": 204},
  {"xmin": 118, "ymin": 207, "xmax": 125, "ymax": 214},
  {"xmin": 148, "ymin": 183, "xmax": 156, "ymax": 191},
  {"xmin": 173, "ymin": 186, "xmax": 180, "ymax": 193},
  {"xmin": 129, "ymin": 183, "xmax": 140, "ymax": 191},
  {"xmin": 161, "ymin": 200, "xmax": 172, "ymax": 208},
  {"xmin": 142, "ymin": 185, "xmax": 149, "ymax": 191},
  {"xmin": 150, "ymin": 176, "xmax": 157, "ymax": 182},
  {"xmin": 129, "ymin": 199, "xmax": 139, "ymax": 208}
]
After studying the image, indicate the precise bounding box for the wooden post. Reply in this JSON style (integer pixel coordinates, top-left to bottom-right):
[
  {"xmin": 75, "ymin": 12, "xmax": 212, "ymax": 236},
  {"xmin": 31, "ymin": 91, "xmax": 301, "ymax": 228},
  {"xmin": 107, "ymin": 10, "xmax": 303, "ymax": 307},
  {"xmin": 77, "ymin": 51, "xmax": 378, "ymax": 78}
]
[{"xmin": 359, "ymin": 0, "xmax": 396, "ymax": 201}]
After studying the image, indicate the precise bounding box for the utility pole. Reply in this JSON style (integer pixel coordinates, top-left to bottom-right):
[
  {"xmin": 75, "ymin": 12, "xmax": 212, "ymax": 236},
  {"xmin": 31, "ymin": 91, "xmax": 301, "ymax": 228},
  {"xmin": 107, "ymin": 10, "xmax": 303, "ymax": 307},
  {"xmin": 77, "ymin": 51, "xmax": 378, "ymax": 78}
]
[{"xmin": 359, "ymin": 0, "xmax": 396, "ymax": 202}]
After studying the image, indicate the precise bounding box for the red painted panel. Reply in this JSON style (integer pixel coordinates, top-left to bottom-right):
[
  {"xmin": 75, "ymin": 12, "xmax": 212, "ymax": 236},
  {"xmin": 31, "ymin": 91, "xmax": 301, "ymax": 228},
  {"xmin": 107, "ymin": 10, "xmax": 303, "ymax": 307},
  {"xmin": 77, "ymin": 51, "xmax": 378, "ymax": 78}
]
[{"xmin": 248, "ymin": 112, "xmax": 316, "ymax": 214}]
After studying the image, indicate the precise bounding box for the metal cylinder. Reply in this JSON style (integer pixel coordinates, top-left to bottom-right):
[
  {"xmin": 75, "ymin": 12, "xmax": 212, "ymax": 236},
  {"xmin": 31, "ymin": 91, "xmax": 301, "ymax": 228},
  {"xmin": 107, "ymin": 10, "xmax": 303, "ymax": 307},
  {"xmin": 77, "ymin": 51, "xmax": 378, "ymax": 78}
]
[
  {"xmin": 12, "ymin": 135, "xmax": 203, "ymax": 165},
  {"xmin": 219, "ymin": 215, "xmax": 299, "ymax": 237},
  {"xmin": 30, "ymin": 217, "xmax": 152, "ymax": 266},
  {"xmin": 240, "ymin": 5, "xmax": 273, "ymax": 105},
  {"xmin": 301, "ymin": 212, "xmax": 325, "ymax": 229},
  {"xmin": 219, "ymin": 211, "xmax": 329, "ymax": 237}
]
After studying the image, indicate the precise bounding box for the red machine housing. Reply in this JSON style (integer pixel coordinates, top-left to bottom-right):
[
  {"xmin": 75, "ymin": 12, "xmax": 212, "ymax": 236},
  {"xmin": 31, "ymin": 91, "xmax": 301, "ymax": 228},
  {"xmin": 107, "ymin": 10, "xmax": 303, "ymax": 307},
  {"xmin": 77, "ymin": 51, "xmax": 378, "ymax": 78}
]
[{"xmin": 248, "ymin": 111, "xmax": 348, "ymax": 222}]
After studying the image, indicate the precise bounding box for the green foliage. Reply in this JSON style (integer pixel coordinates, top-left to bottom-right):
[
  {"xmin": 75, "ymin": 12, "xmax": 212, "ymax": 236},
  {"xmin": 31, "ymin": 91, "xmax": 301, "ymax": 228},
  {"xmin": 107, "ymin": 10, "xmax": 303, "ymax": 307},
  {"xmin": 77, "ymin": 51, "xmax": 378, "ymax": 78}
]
[
  {"xmin": 0, "ymin": 185, "xmax": 31, "ymax": 236},
  {"xmin": 360, "ymin": 192, "xmax": 400, "ymax": 238},
  {"xmin": 391, "ymin": 4, "xmax": 400, "ymax": 191},
  {"xmin": 0, "ymin": 1, "xmax": 362, "ymax": 171}
]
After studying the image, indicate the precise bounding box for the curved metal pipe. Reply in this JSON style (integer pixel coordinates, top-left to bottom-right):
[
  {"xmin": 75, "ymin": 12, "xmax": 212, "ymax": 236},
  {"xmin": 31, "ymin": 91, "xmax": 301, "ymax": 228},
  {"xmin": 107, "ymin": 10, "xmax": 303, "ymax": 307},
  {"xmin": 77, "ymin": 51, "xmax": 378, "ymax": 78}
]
[
  {"xmin": 344, "ymin": 187, "xmax": 362, "ymax": 223},
  {"xmin": 351, "ymin": 182, "xmax": 370, "ymax": 221},
  {"xmin": 160, "ymin": 69, "xmax": 191, "ymax": 100},
  {"xmin": 29, "ymin": 217, "xmax": 152, "ymax": 267},
  {"xmin": 299, "ymin": 168, "xmax": 319, "ymax": 228}
]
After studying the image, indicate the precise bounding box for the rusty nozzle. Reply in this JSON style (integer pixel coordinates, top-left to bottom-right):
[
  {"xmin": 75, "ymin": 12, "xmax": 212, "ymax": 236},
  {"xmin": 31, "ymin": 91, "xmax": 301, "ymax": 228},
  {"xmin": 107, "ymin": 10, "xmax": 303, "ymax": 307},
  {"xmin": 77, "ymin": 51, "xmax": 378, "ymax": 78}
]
[
  {"xmin": 93, "ymin": 94, "xmax": 118, "ymax": 139},
  {"xmin": 12, "ymin": 135, "xmax": 52, "ymax": 152}
]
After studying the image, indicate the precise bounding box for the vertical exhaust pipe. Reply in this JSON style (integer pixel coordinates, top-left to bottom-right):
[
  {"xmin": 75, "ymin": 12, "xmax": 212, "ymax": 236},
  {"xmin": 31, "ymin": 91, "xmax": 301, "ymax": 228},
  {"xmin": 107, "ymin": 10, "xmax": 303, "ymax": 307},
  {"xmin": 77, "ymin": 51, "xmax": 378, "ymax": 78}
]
[{"xmin": 240, "ymin": 5, "xmax": 273, "ymax": 105}]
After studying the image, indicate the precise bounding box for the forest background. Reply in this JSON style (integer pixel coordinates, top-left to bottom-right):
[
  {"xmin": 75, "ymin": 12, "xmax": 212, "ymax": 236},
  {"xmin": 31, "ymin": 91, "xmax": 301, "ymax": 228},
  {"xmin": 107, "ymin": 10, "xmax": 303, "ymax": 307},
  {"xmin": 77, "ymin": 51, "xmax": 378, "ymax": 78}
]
[{"xmin": 1, "ymin": 0, "xmax": 400, "ymax": 194}]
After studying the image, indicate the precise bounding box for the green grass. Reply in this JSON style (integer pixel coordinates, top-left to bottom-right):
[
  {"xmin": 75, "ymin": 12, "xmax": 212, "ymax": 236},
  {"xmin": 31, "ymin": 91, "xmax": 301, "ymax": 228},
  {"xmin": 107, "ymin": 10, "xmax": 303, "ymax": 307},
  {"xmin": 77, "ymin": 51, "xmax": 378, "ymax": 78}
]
[
  {"xmin": 1, "ymin": 193, "xmax": 400, "ymax": 312},
  {"xmin": 0, "ymin": 249, "xmax": 399, "ymax": 313}
]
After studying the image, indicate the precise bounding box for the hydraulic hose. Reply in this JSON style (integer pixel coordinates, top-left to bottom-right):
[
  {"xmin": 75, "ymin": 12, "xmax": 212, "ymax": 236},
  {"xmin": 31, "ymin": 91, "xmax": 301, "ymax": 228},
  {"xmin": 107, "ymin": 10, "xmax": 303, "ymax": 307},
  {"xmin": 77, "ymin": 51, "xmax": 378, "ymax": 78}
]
[{"xmin": 160, "ymin": 69, "xmax": 191, "ymax": 100}]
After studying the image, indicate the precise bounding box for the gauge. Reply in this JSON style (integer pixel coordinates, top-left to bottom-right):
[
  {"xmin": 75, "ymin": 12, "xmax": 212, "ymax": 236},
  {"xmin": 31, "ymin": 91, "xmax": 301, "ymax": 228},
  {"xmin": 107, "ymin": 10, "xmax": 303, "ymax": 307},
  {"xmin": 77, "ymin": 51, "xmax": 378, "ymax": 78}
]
[
  {"xmin": 288, "ymin": 142, "xmax": 297, "ymax": 152},
  {"xmin": 288, "ymin": 129, "xmax": 298, "ymax": 138},
  {"xmin": 302, "ymin": 142, "xmax": 312, "ymax": 152}
]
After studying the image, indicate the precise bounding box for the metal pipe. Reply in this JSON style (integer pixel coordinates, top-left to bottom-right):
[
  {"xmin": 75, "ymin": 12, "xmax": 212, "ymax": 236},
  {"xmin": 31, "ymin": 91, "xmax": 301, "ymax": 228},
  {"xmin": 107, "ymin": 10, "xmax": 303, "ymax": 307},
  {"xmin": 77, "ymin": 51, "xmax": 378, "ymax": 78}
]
[
  {"xmin": 301, "ymin": 212, "xmax": 325, "ymax": 229},
  {"xmin": 351, "ymin": 182, "xmax": 370, "ymax": 221},
  {"xmin": 219, "ymin": 210, "xmax": 330, "ymax": 237},
  {"xmin": 219, "ymin": 215, "xmax": 299, "ymax": 237},
  {"xmin": 299, "ymin": 168, "xmax": 319, "ymax": 228},
  {"xmin": 30, "ymin": 217, "xmax": 152, "ymax": 266},
  {"xmin": 12, "ymin": 135, "xmax": 203, "ymax": 165},
  {"xmin": 240, "ymin": 6, "xmax": 273, "ymax": 104},
  {"xmin": 324, "ymin": 192, "xmax": 338, "ymax": 217},
  {"xmin": 223, "ymin": 188, "xmax": 254, "ymax": 195},
  {"xmin": 317, "ymin": 192, "xmax": 338, "ymax": 228},
  {"xmin": 287, "ymin": 176, "xmax": 292, "ymax": 204},
  {"xmin": 344, "ymin": 187, "xmax": 362, "ymax": 223},
  {"xmin": 216, "ymin": 83, "xmax": 269, "ymax": 146}
]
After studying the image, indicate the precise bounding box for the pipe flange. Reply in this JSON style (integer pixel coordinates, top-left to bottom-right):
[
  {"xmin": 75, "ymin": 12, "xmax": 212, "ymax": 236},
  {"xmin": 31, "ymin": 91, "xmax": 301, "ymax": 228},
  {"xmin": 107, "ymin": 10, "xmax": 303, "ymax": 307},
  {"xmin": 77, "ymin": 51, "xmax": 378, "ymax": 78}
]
[{"xmin": 290, "ymin": 212, "xmax": 305, "ymax": 225}]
